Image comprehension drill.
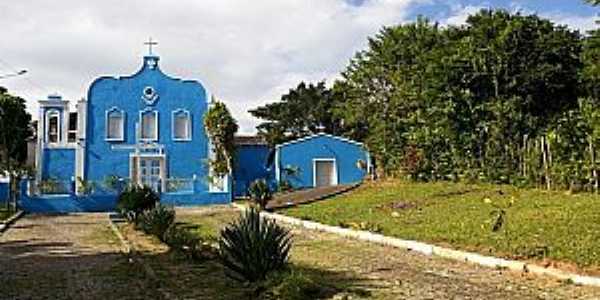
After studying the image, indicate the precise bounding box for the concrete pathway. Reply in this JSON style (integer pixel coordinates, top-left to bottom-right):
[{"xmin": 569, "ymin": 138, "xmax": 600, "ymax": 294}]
[{"xmin": 0, "ymin": 213, "xmax": 160, "ymax": 299}]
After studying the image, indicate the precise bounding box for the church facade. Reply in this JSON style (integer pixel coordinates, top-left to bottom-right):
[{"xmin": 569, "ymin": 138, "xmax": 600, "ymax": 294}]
[
  {"xmin": 21, "ymin": 53, "xmax": 230, "ymax": 212},
  {"xmin": 18, "ymin": 47, "xmax": 371, "ymax": 213}
]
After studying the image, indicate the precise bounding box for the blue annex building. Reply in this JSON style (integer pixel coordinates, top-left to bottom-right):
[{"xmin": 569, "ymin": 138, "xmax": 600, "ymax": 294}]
[{"xmin": 19, "ymin": 45, "xmax": 370, "ymax": 213}]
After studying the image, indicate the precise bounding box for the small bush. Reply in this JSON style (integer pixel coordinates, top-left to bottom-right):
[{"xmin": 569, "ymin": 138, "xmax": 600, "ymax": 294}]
[
  {"xmin": 276, "ymin": 180, "xmax": 293, "ymax": 193},
  {"xmin": 264, "ymin": 271, "xmax": 330, "ymax": 300},
  {"xmin": 219, "ymin": 207, "xmax": 291, "ymax": 282},
  {"xmin": 248, "ymin": 179, "xmax": 272, "ymax": 210},
  {"xmin": 116, "ymin": 185, "xmax": 159, "ymax": 223},
  {"xmin": 137, "ymin": 204, "xmax": 175, "ymax": 241},
  {"xmin": 163, "ymin": 225, "xmax": 215, "ymax": 260}
]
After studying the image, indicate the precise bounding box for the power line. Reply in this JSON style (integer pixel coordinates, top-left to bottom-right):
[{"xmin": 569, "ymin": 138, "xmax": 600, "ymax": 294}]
[{"xmin": 0, "ymin": 57, "xmax": 47, "ymax": 93}]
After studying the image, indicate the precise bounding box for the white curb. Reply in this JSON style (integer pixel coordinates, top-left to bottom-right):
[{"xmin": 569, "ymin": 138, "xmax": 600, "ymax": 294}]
[
  {"xmin": 0, "ymin": 210, "xmax": 24, "ymax": 233},
  {"xmin": 231, "ymin": 203, "xmax": 600, "ymax": 288}
]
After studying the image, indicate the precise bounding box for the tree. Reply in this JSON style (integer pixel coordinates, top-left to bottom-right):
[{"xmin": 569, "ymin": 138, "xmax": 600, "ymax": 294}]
[
  {"xmin": 582, "ymin": 27, "xmax": 600, "ymax": 102},
  {"xmin": 335, "ymin": 10, "xmax": 583, "ymax": 181},
  {"xmin": 204, "ymin": 98, "xmax": 238, "ymax": 178},
  {"xmin": 0, "ymin": 87, "xmax": 32, "ymax": 209},
  {"xmin": 249, "ymin": 81, "xmax": 344, "ymax": 146}
]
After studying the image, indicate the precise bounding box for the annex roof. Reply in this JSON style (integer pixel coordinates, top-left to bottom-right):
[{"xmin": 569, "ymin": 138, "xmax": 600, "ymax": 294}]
[{"xmin": 275, "ymin": 132, "xmax": 363, "ymax": 149}]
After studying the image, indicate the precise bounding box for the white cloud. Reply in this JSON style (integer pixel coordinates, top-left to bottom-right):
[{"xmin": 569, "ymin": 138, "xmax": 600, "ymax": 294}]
[
  {"xmin": 0, "ymin": 0, "xmax": 421, "ymax": 133},
  {"xmin": 442, "ymin": 2, "xmax": 598, "ymax": 33},
  {"xmin": 441, "ymin": 4, "xmax": 487, "ymax": 26}
]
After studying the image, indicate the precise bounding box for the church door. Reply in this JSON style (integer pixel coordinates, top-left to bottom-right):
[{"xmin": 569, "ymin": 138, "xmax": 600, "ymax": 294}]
[{"xmin": 139, "ymin": 157, "xmax": 162, "ymax": 192}]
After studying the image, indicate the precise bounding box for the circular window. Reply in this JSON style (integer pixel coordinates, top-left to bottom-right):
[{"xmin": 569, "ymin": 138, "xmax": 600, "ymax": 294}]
[
  {"xmin": 144, "ymin": 87, "xmax": 155, "ymax": 96},
  {"xmin": 141, "ymin": 86, "xmax": 159, "ymax": 105}
]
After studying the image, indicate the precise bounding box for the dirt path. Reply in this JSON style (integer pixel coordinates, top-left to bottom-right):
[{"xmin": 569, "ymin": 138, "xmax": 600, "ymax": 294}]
[
  {"xmin": 0, "ymin": 213, "xmax": 160, "ymax": 300},
  {"xmin": 177, "ymin": 206, "xmax": 600, "ymax": 299},
  {"xmin": 290, "ymin": 227, "xmax": 600, "ymax": 299}
]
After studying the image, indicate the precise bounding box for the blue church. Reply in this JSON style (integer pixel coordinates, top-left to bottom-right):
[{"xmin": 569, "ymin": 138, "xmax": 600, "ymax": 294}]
[
  {"xmin": 22, "ymin": 48, "xmax": 230, "ymax": 212},
  {"xmin": 19, "ymin": 44, "xmax": 371, "ymax": 213}
]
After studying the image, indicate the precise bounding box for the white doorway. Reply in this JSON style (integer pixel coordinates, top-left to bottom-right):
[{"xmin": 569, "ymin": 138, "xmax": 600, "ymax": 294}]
[
  {"xmin": 313, "ymin": 159, "xmax": 338, "ymax": 187},
  {"xmin": 131, "ymin": 155, "xmax": 165, "ymax": 192}
]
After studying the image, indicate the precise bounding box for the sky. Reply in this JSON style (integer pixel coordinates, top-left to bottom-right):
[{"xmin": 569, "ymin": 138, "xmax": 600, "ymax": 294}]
[{"xmin": 0, "ymin": 0, "xmax": 597, "ymax": 133}]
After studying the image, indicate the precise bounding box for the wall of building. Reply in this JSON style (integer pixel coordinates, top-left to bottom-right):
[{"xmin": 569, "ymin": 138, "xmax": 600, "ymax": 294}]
[
  {"xmin": 85, "ymin": 56, "xmax": 210, "ymax": 185},
  {"xmin": 277, "ymin": 134, "xmax": 368, "ymax": 189},
  {"xmin": 18, "ymin": 179, "xmax": 230, "ymax": 213},
  {"xmin": 0, "ymin": 181, "xmax": 8, "ymax": 203},
  {"xmin": 42, "ymin": 148, "xmax": 75, "ymax": 180},
  {"xmin": 233, "ymin": 144, "xmax": 274, "ymax": 197}
]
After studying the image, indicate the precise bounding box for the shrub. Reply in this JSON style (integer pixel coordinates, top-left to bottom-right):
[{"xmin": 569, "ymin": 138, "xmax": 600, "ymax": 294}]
[
  {"xmin": 137, "ymin": 204, "xmax": 175, "ymax": 241},
  {"xmin": 116, "ymin": 185, "xmax": 158, "ymax": 223},
  {"xmin": 248, "ymin": 179, "xmax": 272, "ymax": 210},
  {"xmin": 264, "ymin": 271, "xmax": 330, "ymax": 300},
  {"xmin": 163, "ymin": 225, "xmax": 215, "ymax": 260},
  {"xmin": 276, "ymin": 180, "xmax": 293, "ymax": 193},
  {"xmin": 219, "ymin": 207, "xmax": 291, "ymax": 282}
]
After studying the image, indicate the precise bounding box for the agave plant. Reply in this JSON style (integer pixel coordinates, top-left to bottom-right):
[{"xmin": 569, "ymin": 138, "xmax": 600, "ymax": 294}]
[{"xmin": 219, "ymin": 207, "xmax": 292, "ymax": 282}]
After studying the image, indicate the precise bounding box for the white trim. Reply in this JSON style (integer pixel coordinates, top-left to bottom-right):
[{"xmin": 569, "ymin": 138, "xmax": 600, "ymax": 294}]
[
  {"xmin": 105, "ymin": 107, "xmax": 125, "ymax": 142},
  {"xmin": 276, "ymin": 132, "xmax": 363, "ymax": 149},
  {"xmin": 171, "ymin": 109, "xmax": 192, "ymax": 141},
  {"xmin": 275, "ymin": 148, "xmax": 281, "ymax": 183},
  {"xmin": 45, "ymin": 109, "xmax": 61, "ymax": 144},
  {"xmin": 75, "ymin": 99, "xmax": 87, "ymax": 193},
  {"xmin": 312, "ymin": 158, "xmax": 338, "ymax": 188},
  {"xmin": 139, "ymin": 109, "xmax": 159, "ymax": 142}
]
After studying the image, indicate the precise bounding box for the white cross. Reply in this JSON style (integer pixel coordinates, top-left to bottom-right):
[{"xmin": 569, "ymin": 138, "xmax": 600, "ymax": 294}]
[{"xmin": 144, "ymin": 37, "xmax": 158, "ymax": 55}]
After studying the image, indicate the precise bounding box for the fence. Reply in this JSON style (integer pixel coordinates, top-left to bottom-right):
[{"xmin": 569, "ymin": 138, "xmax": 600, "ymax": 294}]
[{"xmin": 165, "ymin": 178, "xmax": 195, "ymax": 194}]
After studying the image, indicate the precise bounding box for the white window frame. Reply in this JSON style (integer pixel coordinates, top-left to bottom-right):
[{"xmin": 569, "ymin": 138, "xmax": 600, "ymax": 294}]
[
  {"xmin": 139, "ymin": 109, "xmax": 159, "ymax": 142},
  {"xmin": 105, "ymin": 107, "xmax": 125, "ymax": 142},
  {"xmin": 45, "ymin": 109, "xmax": 61, "ymax": 144},
  {"xmin": 171, "ymin": 109, "xmax": 191, "ymax": 141},
  {"xmin": 312, "ymin": 158, "xmax": 338, "ymax": 188},
  {"xmin": 67, "ymin": 112, "xmax": 78, "ymax": 144}
]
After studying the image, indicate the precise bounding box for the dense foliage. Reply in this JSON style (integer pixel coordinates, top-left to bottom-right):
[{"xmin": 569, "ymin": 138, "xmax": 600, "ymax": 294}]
[
  {"xmin": 249, "ymin": 81, "xmax": 344, "ymax": 146},
  {"xmin": 204, "ymin": 99, "xmax": 238, "ymax": 177},
  {"xmin": 137, "ymin": 204, "xmax": 175, "ymax": 241},
  {"xmin": 250, "ymin": 9, "xmax": 600, "ymax": 191},
  {"xmin": 0, "ymin": 87, "xmax": 33, "ymax": 208},
  {"xmin": 219, "ymin": 207, "xmax": 292, "ymax": 282},
  {"xmin": 116, "ymin": 185, "xmax": 159, "ymax": 222}
]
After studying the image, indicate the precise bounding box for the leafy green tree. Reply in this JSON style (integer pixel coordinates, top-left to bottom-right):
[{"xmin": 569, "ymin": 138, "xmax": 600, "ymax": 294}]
[
  {"xmin": 249, "ymin": 81, "xmax": 344, "ymax": 146},
  {"xmin": 582, "ymin": 28, "xmax": 600, "ymax": 102},
  {"xmin": 0, "ymin": 87, "xmax": 32, "ymax": 208},
  {"xmin": 336, "ymin": 10, "xmax": 583, "ymax": 180},
  {"xmin": 204, "ymin": 99, "xmax": 238, "ymax": 177}
]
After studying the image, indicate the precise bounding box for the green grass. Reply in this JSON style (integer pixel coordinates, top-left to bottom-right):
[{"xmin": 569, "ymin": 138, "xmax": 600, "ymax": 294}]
[
  {"xmin": 283, "ymin": 180, "xmax": 600, "ymax": 273},
  {"xmin": 0, "ymin": 206, "xmax": 15, "ymax": 221}
]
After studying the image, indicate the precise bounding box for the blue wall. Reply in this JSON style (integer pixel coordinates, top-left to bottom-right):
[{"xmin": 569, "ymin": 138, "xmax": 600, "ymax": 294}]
[
  {"xmin": 277, "ymin": 134, "xmax": 368, "ymax": 189},
  {"xmin": 42, "ymin": 148, "xmax": 75, "ymax": 180},
  {"xmin": 80, "ymin": 55, "xmax": 227, "ymax": 206},
  {"xmin": 233, "ymin": 145, "xmax": 274, "ymax": 197},
  {"xmin": 0, "ymin": 182, "xmax": 8, "ymax": 203},
  {"xmin": 18, "ymin": 180, "xmax": 230, "ymax": 213},
  {"xmin": 86, "ymin": 56, "xmax": 210, "ymax": 185}
]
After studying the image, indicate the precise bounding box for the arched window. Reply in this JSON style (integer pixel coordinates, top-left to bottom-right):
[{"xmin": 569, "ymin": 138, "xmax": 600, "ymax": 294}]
[
  {"xmin": 172, "ymin": 110, "xmax": 191, "ymax": 141},
  {"xmin": 106, "ymin": 108, "xmax": 125, "ymax": 141},
  {"xmin": 140, "ymin": 110, "xmax": 158, "ymax": 141},
  {"xmin": 46, "ymin": 110, "xmax": 60, "ymax": 144}
]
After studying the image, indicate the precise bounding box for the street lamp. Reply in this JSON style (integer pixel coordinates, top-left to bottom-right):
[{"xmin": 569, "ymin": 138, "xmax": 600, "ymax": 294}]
[{"xmin": 0, "ymin": 69, "xmax": 27, "ymax": 80}]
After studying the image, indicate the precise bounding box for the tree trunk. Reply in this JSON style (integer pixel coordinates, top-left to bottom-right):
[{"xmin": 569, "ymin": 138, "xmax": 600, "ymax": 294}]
[
  {"xmin": 590, "ymin": 136, "xmax": 598, "ymax": 194},
  {"xmin": 541, "ymin": 136, "xmax": 551, "ymax": 191}
]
